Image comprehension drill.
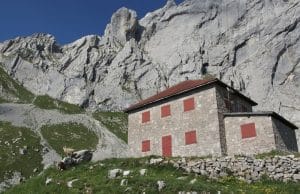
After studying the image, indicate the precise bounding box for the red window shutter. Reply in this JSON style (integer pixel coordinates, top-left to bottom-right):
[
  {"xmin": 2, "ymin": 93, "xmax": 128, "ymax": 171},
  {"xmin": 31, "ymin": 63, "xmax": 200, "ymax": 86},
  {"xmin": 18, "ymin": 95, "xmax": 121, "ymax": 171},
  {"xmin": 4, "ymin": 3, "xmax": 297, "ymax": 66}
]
[
  {"xmin": 162, "ymin": 135, "xmax": 172, "ymax": 157},
  {"xmin": 142, "ymin": 111, "xmax": 150, "ymax": 123},
  {"xmin": 241, "ymin": 123, "xmax": 256, "ymax": 139},
  {"xmin": 183, "ymin": 97, "xmax": 195, "ymax": 112},
  {"xmin": 142, "ymin": 140, "xmax": 150, "ymax": 152},
  {"xmin": 185, "ymin": 130, "xmax": 197, "ymax": 145},
  {"xmin": 161, "ymin": 105, "xmax": 171, "ymax": 118}
]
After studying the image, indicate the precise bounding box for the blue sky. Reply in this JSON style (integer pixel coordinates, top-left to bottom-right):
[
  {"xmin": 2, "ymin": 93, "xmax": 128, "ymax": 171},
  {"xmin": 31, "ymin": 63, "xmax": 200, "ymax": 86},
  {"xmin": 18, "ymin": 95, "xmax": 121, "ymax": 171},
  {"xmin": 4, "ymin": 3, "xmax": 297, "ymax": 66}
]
[{"xmin": 0, "ymin": 0, "xmax": 184, "ymax": 44}]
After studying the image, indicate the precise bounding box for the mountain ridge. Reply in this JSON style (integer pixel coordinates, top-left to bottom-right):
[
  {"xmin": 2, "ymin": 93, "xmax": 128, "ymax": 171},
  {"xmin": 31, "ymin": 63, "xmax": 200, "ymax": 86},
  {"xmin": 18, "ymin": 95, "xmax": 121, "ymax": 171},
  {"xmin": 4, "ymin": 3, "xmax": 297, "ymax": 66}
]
[{"xmin": 0, "ymin": 0, "xmax": 299, "ymax": 141}]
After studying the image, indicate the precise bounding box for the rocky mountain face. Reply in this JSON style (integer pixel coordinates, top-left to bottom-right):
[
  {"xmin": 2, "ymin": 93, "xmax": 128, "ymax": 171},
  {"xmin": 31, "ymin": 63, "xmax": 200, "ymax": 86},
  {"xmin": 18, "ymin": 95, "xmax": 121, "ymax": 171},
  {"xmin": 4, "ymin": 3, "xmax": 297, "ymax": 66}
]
[{"xmin": 0, "ymin": 0, "xmax": 299, "ymax": 135}]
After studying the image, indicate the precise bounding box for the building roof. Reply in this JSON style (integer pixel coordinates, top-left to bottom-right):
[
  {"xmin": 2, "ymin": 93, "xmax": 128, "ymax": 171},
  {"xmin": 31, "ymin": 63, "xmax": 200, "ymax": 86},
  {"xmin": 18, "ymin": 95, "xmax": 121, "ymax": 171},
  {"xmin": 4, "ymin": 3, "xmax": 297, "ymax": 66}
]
[
  {"xmin": 223, "ymin": 112, "xmax": 298, "ymax": 129},
  {"xmin": 124, "ymin": 78, "xmax": 257, "ymax": 113}
]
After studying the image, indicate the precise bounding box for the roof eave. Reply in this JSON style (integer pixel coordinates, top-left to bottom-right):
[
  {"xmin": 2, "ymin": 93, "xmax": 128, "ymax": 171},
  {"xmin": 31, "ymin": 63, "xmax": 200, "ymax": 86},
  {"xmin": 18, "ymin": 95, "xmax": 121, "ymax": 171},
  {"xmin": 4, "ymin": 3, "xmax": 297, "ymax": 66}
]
[
  {"xmin": 124, "ymin": 78, "xmax": 258, "ymax": 112},
  {"xmin": 223, "ymin": 112, "xmax": 298, "ymax": 129},
  {"xmin": 124, "ymin": 79, "xmax": 219, "ymax": 113},
  {"xmin": 215, "ymin": 80, "xmax": 258, "ymax": 106}
]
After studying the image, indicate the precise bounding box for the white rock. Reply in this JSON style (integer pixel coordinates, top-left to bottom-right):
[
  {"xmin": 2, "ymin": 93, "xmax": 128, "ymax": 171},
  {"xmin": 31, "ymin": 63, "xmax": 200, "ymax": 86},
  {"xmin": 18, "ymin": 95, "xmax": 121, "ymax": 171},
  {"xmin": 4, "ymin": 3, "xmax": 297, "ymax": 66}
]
[
  {"xmin": 45, "ymin": 177, "xmax": 52, "ymax": 185},
  {"xmin": 139, "ymin": 169, "xmax": 147, "ymax": 176},
  {"xmin": 189, "ymin": 178, "xmax": 197, "ymax": 184},
  {"xmin": 150, "ymin": 158, "xmax": 163, "ymax": 165},
  {"xmin": 123, "ymin": 170, "xmax": 131, "ymax": 176},
  {"xmin": 120, "ymin": 179, "xmax": 128, "ymax": 186},
  {"xmin": 108, "ymin": 169, "xmax": 123, "ymax": 179},
  {"xmin": 67, "ymin": 179, "xmax": 79, "ymax": 188},
  {"xmin": 157, "ymin": 180, "xmax": 166, "ymax": 192},
  {"xmin": 293, "ymin": 174, "xmax": 300, "ymax": 180}
]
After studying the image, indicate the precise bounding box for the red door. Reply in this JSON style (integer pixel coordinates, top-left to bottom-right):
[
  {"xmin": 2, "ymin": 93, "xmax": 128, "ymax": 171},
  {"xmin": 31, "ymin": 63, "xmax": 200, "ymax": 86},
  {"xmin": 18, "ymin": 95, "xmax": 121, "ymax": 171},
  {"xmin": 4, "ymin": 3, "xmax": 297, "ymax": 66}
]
[{"xmin": 162, "ymin": 135, "xmax": 172, "ymax": 157}]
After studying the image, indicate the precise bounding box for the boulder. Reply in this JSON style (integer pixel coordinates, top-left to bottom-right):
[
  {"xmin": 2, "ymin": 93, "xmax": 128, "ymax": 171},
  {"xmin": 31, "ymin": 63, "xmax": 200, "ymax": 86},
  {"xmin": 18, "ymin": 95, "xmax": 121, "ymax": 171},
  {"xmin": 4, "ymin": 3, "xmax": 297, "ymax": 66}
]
[
  {"xmin": 108, "ymin": 169, "xmax": 123, "ymax": 179},
  {"xmin": 57, "ymin": 150, "xmax": 93, "ymax": 170}
]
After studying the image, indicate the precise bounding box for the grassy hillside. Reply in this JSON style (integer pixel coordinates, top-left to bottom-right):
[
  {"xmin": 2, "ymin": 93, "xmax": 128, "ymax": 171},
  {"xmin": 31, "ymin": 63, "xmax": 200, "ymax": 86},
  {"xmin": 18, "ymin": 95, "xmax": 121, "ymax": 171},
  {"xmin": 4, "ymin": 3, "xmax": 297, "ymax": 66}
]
[
  {"xmin": 5, "ymin": 157, "xmax": 300, "ymax": 194},
  {"xmin": 0, "ymin": 65, "xmax": 84, "ymax": 114},
  {"xmin": 0, "ymin": 121, "xmax": 42, "ymax": 182},
  {"xmin": 33, "ymin": 95, "xmax": 84, "ymax": 114},
  {"xmin": 93, "ymin": 112, "xmax": 128, "ymax": 143},
  {"xmin": 0, "ymin": 65, "xmax": 34, "ymax": 103},
  {"xmin": 41, "ymin": 123, "xmax": 98, "ymax": 156}
]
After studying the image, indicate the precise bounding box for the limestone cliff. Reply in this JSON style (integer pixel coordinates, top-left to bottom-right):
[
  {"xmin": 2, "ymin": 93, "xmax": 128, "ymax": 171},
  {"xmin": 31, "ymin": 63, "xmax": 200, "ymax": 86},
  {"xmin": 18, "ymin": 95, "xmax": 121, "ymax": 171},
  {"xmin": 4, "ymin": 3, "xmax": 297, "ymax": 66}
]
[{"xmin": 0, "ymin": 0, "xmax": 299, "ymax": 137}]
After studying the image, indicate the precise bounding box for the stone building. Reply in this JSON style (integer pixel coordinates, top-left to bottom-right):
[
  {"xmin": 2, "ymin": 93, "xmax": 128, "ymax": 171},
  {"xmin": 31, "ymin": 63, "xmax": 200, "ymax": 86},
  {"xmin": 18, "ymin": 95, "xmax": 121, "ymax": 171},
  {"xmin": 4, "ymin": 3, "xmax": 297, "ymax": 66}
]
[{"xmin": 125, "ymin": 78, "xmax": 298, "ymax": 157}]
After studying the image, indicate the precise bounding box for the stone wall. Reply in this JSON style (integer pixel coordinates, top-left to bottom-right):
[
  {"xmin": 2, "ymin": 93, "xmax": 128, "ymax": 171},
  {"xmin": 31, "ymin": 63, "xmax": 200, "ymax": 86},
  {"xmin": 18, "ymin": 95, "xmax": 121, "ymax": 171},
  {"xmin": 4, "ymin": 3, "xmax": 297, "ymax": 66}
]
[
  {"xmin": 224, "ymin": 115, "xmax": 276, "ymax": 155},
  {"xmin": 154, "ymin": 155, "xmax": 300, "ymax": 183},
  {"xmin": 128, "ymin": 85, "xmax": 222, "ymax": 157},
  {"xmin": 272, "ymin": 117, "xmax": 298, "ymax": 152},
  {"xmin": 215, "ymin": 85, "xmax": 255, "ymax": 155},
  {"xmin": 215, "ymin": 85, "xmax": 254, "ymax": 113}
]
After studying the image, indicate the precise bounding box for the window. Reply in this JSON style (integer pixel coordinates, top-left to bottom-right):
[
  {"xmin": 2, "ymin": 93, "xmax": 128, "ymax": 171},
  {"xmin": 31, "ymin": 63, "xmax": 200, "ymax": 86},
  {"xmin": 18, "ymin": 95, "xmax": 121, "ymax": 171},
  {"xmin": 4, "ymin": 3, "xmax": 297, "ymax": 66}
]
[
  {"xmin": 241, "ymin": 123, "xmax": 256, "ymax": 139},
  {"xmin": 142, "ymin": 140, "xmax": 150, "ymax": 152},
  {"xmin": 185, "ymin": 130, "xmax": 197, "ymax": 145},
  {"xmin": 142, "ymin": 111, "xmax": 150, "ymax": 123},
  {"xmin": 183, "ymin": 97, "xmax": 195, "ymax": 112},
  {"xmin": 161, "ymin": 105, "xmax": 171, "ymax": 118}
]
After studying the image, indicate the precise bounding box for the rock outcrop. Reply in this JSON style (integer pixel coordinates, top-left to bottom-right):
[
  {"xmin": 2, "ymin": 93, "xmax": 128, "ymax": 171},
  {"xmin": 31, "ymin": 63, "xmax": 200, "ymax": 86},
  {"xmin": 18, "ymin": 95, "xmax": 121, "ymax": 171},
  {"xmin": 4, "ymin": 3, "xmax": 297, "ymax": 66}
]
[{"xmin": 0, "ymin": 0, "xmax": 299, "ymax": 142}]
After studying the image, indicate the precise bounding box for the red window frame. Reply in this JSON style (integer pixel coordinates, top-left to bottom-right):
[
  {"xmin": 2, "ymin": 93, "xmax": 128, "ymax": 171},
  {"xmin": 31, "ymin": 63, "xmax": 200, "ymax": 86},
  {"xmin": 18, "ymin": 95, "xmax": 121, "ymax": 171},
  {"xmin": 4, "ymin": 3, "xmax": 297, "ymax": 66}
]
[
  {"xmin": 142, "ymin": 140, "xmax": 150, "ymax": 152},
  {"xmin": 142, "ymin": 111, "xmax": 150, "ymax": 123},
  {"xmin": 161, "ymin": 104, "xmax": 171, "ymax": 118},
  {"xmin": 241, "ymin": 123, "xmax": 257, "ymax": 139},
  {"xmin": 185, "ymin": 130, "xmax": 197, "ymax": 145},
  {"xmin": 183, "ymin": 97, "xmax": 195, "ymax": 112}
]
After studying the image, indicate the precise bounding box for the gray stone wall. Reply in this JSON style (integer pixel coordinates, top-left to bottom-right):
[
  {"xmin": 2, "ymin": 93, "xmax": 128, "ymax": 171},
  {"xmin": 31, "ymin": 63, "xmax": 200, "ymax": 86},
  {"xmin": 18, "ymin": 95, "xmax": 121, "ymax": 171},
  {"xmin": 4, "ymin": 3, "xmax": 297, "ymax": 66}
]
[
  {"xmin": 163, "ymin": 155, "xmax": 300, "ymax": 183},
  {"xmin": 128, "ymin": 86, "xmax": 222, "ymax": 157},
  {"xmin": 224, "ymin": 115, "xmax": 276, "ymax": 155},
  {"xmin": 272, "ymin": 118, "xmax": 298, "ymax": 152},
  {"xmin": 215, "ymin": 85, "xmax": 253, "ymax": 113},
  {"xmin": 215, "ymin": 85, "xmax": 255, "ymax": 155}
]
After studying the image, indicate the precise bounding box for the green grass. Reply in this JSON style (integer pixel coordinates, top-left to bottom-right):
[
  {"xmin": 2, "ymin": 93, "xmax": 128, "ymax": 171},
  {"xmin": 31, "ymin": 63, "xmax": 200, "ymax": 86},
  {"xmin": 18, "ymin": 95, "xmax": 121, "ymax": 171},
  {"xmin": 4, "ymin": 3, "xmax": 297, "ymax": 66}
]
[
  {"xmin": 0, "ymin": 64, "xmax": 84, "ymax": 115},
  {"xmin": 255, "ymin": 150, "xmax": 300, "ymax": 159},
  {"xmin": 33, "ymin": 95, "xmax": 84, "ymax": 114},
  {"xmin": 92, "ymin": 112, "xmax": 128, "ymax": 143},
  {"xmin": 5, "ymin": 157, "xmax": 300, "ymax": 194},
  {"xmin": 0, "ymin": 65, "xmax": 35, "ymax": 103},
  {"xmin": 0, "ymin": 121, "xmax": 42, "ymax": 182},
  {"xmin": 40, "ymin": 123, "xmax": 98, "ymax": 156},
  {"xmin": 0, "ymin": 96, "xmax": 9, "ymax": 103}
]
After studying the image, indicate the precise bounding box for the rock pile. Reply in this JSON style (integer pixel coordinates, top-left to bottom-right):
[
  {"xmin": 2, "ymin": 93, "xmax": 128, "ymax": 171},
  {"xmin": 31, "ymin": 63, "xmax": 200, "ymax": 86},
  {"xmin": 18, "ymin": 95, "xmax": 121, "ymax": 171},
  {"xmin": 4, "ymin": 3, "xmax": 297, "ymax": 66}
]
[
  {"xmin": 153, "ymin": 155, "xmax": 300, "ymax": 183},
  {"xmin": 58, "ymin": 150, "xmax": 93, "ymax": 170}
]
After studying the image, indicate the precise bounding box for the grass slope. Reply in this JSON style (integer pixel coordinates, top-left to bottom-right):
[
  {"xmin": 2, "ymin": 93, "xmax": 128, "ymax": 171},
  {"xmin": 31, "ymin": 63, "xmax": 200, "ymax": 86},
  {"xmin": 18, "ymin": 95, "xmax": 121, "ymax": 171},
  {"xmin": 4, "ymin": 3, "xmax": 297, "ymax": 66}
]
[
  {"xmin": 0, "ymin": 65, "xmax": 83, "ymax": 114},
  {"xmin": 5, "ymin": 157, "xmax": 300, "ymax": 194},
  {"xmin": 0, "ymin": 66, "xmax": 34, "ymax": 103},
  {"xmin": 33, "ymin": 95, "xmax": 84, "ymax": 114},
  {"xmin": 0, "ymin": 121, "xmax": 42, "ymax": 182},
  {"xmin": 41, "ymin": 123, "xmax": 98, "ymax": 156},
  {"xmin": 92, "ymin": 112, "xmax": 128, "ymax": 143}
]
